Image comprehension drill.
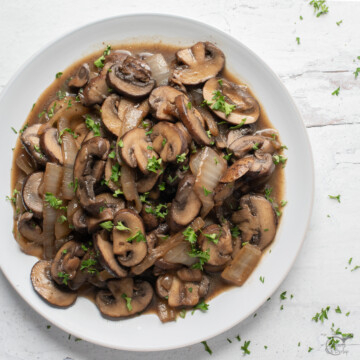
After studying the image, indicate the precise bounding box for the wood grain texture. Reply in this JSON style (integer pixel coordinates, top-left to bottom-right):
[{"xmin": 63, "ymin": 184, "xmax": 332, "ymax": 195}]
[{"xmin": 0, "ymin": 0, "xmax": 359, "ymax": 359}]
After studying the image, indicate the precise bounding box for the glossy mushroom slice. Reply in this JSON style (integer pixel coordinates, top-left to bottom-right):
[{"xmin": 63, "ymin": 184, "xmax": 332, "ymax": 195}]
[
  {"xmin": 95, "ymin": 193, "xmax": 125, "ymax": 214},
  {"xmin": 175, "ymin": 95, "xmax": 212, "ymax": 146},
  {"xmin": 107, "ymin": 56, "xmax": 155, "ymax": 98},
  {"xmin": 95, "ymin": 278, "xmax": 153, "ymax": 318},
  {"xmin": 68, "ymin": 63, "xmax": 90, "ymax": 88},
  {"xmin": 120, "ymin": 128, "xmax": 158, "ymax": 175},
  {"xmin": 73, "ymin": 137, "xmax": 110, "ymax": 215},
  {"xmin": 40, "ymin": 128, "xmax": 64, "ymax": 164},
  {"xmin": 172, "ymin": 42, "xmax": 225, "ymax": 85},
  {"xmin": 31, "ymin": 260, "xmax": 77, "ymax": 307},
  {"xmin": 228, "ymin": 135, "xmax": 276, "ymax": 158},
  {"xmin": 168, "ymin": 174, "xmax": 201, "ymax": 232},
  {"xmin": 198, "ymin": 223, "xmax": 232, "ymax": 270},
  {"xmin": 149, "ymin": 86, "xmax": 186, "ymax": 121},
  {"xmin": 94, "ymin": 230, "xmax": 127, "ymax": 278},
  {"xmin": 112, "ymin": 209, "xmax": 147, "ymax": 267},
  {"xmin": 18, "ymin": 212, "xmax": 43, "ymax": 243},
  {"xmin": 21, "ymin": 124, "xmax": 48, "ymax": 166},
  {"xmin": 22, "ymin": 172, "xmax": 44, "ymax": 218},
  {"xmin": 150, "ymin": 122, "xmax": 187, "ymax": 162},
  {"xmin": 101, "ymin": 94, "xmax": 122, "ymax": 137},
  {"xmin": 203, "ymin": 78, "xmax": 260, "ymax": 125},
  {"xmin": 232, "ymin": 194, "xmax": 277, "ymax": 250}
]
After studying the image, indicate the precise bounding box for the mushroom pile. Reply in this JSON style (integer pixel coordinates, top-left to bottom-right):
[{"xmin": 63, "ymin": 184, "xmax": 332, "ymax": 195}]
[{"xmin": 12, "ymin": 42, "xmax": 285, "ymax": 321}]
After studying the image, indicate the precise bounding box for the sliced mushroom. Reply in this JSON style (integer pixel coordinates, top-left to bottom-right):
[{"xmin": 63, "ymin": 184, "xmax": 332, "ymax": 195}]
[
  {"xmin": 40, "ymin": 128, "xmax": 63, "ymax": 164},
  {"xmin": 107, "ymin": 56, "xmax": 155, "ymax": 98},
  {"xmin": 141, "ymin": 204, "xmax": 159, "ymax": 231},
  {"xmin": 94, "ymin": 230, "xmax": 127, "ymax": 278},
  {"xmin": 175, "ymin": 95, "xmax": 212, "ymax": 146},
  {"xmin": 18, "ymin": 212, "xmax": 43, "ymax": 243},
  {"xmin": 22, "ymin": 172, "xmax": 43, "ymax": 218},
  {"xmin": 226, "ymin": 126, "xmax": 255, "ymax": 147},
  {"xmin": 203, "ymin": 78, "xmax": 260, "ymax": 125},
  {"xmin": 228, "ymin": 135, "xmax": 275, "ymax": 158},
  {"xmin": 175, "ymin": 122, "xmax": 192, "ymax": 146},
  {"xmin": 112, "ymin": 209, "xmax": 147, "ymax": 267},
  {"xmin": 213, "ymin": 182, "xmax": 234, "ymax": 206},
  {"xmin": 95, "ymin": 193, "xmax": 125, "ymax": 214},
  {"xmin": 168, "ymin": 174, "xmax": 201, "ymax": 232},
  {"xmin": 31, "ymin": 260, "xmax": 77, "ymax": 307},
  {"xmin": 21, "ymin": 124, "xmax": 48, "ymax": 166},
  {"xmin": 72, "ymin": 207, "xmax": 88, "ymax": 233},
  {"xmin": 87, "ymin": 208, "xmax": 114, "ymax": 233},
  {"xmin": 220, "ymin": 156, "xmax": 254, "ymax": 183},
  {"xmin": 232, "ymin": 194, "xmax": 277, "ymax": 250},
  {"xmin": 104, "ymin": 157, "xmax": 122, "ymax": 192},
  {"xmin": 198, "ymin": 223, "xmax": 232, "ymax": 269},
  {"xmin": 149, "ymin": 86, "xmax": 186, "ymax": 121},
  {"xmin": 68, "ymin": 63, "xmax": 90, "ymax": 88},
  {"xmin": 172, "ymin": 42, "xmax": 225, "ymax": 85},
  {"xmin": 136, "ymin": 170, "xmax": 161, "ymax": 193},
  {"xmin": 120, "ymin": 128, "xmax": 158, "ymax": 174},
  {"xmin": 150, "ymin": 122, "xmax": 187, "ymax": 162},
  {"xmin": 101, "ymin": 94, "xmax": 122, "ymax": 137},
  {"xmin": 95, "ymin": 278, "xmax": 153, "ymax": 317},
  {"xmin": 176, "ymin": 268, "xmax": 202, "ymax": 282},
  {"xmin": 73, "ymin": 137, "xmax": 110, "ymax": 214}
]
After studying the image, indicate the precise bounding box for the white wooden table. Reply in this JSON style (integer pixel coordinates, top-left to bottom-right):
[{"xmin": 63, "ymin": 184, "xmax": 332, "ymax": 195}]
[{"xmin": 1, "ymin": 1, "xmax": 359, "ymax": 359}]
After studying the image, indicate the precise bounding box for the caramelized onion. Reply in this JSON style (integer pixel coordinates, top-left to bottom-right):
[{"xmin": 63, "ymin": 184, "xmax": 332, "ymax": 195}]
[
  {"xmin": 131, "ymin": 217, "xmax": 204, "ymax": 275},
  {"xmin": 145, "ymin": 54, "xmax": 170, "ymax": 86},
  {"xmin": 156, "ymin": 298, "xmax": 176, "ymax": 323},
  {"xmin": 163, "ymin": 241, "xmax": 198, "ymax": 266},
  {"xmin": 16, "ymin": 152, "xmax": 37, "ymax": 175}
]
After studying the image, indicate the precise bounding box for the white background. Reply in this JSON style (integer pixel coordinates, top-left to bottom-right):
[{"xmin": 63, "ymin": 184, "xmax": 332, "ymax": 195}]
[{"xmin": 0, "ymin": 0, "xmax": 359, "ymax": 359}]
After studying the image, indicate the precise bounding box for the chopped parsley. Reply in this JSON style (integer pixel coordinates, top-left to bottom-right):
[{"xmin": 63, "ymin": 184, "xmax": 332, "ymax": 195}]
[
  {"xmin": 308, "ymin": 347, "xmax": 313, "ymax": 352},
  {"xmin": 56, "ymin": 90, "xmax": 66, "ymax": 100},
  {"xmin": 167, "ymin": 174, "xmax": 178, "ymax": 183},
  {"xmin": 11, "ymin": 127, "xmax": 17, "ymax": 134},
  {"xmin": 236, "ymin": 335, "xmax": 241, "ymax": 342},
  {"xmin": 186, "ymin": 102, "xmax": 192, "ymax": 109},
  {"xmin": 44, "ymin": 193, "xmax": 65, "ymax": 210},
  {"xmin": 201, "ymin": 341, "xmax": 212, "ymax": 355},
  {"xmin": 85, "ymin": 115, "xmax": 101, "ymax": 136},
  {"xmin": 309, "ymin": 0, "xmax": 329, "ymax": 17},
  {"xmin": 205, "ymin": 90, "xmax": 236, "ymax": 117},
  {"xmin": 146, "ymin": 156, "xmax": 162, "ymax": 173},
  {"xmin": 57, "ymin": 215, "xmax": 67, "ymax": 224},
  {"xmin": 19, "ymin": 124, "xmax": 29, "ymax": 134},
  {"xmin": 110, "ymin": 163, "xmax": 121, "ymax": 183},
  {"xmin": 280, "ymin": 291, "xmax": 287, "ymax": 300},
  {"xmin": 192, "ymin": 301, "xmax": 209, "ymax": 314},
  {"xmin": 223, "ymin": 152, "xmax": 232, "ymax": 161},
  {"xmin": 231, "ymin": 226, "xmax": 240, "ymax": 237},
  {"xmin": 273, "ymin": 154, "xmax": 287, "ymax": 165},
  {"xmin": 280, "ymin": 200, "xmax": 288, "ymax": 207},
  {"xmin": 202, "ymin": 186, "xmax": 212, "ymax": 196},
  {"xmin": 158, "ymin": 182, "xmax": 166, "ymax": 191},
  {"xmin": 183, "ymin": 226, "xmax": 198, "ymax": 244},
  {"xmin": 332, "ymin": 87, "xmax": 340, "ymax": 96},
  {"xmin": 312, "ymin": 306, "xmax": 330, "ymax": 323},
  {"xmin": 229, "ymin": 118, "xmax": 246, "ymax": 130},
  {"xmin": 335, "ymin": 306, "xmax": 341, "ymax": 314},
  {"xmin": 264, "ymin": 187, "xmax": 274, "ymax": 203},
  {"xmin": 100, "ymin": 221, "xmax": 114, "ymax": 231},
  {"xmin": 354, "ymin": 67, "xmax": 360, "ymax": 79},
  {"xmin": 121, "ymin": 293, "xmax": 133, "ymax": 311},
  {"xmin": 328, "ymin": 194, "xmax": 341, "ymax": 203},
  {"xmin": 113, "ymin": 189, "xmax": 123, "ymax": 197},
  {"xmin": 296, "ymin": 37, "xmax": 300, "ymax": 45},
  {"xmin": 58, "ymin": 128, "xmax": 78, "ymax": 144},
  {"xmin": 203, "ymin": 232, "xmax": 219, "ymax": 244},
  {"xmin": 80, "ymin": 258, "xmax": 98, "ymax": 274},
  {"xmin": 126, "ymin": 230, "xmax": 146, "ymax": 243},
  {"xmin": 69, "ymin": 178, "xmax": 78, "ymax": 193},
  {"xmin": 336, "ymin": 20, "xmax": 343, "ymax": 26},
  {"xmin": 57, "ymin": 272, "xmax": 70, "ymax": 285},
  {"xmin": 6, "ymin": 189, "xmax": 20, "ymax": 204},
  {"xmin": 145, "ymin": 129, "xmax": 153, "ymax": 136},
  {"xmin": 108, "ymin": 150, "xmax": 116, "ymax": 159},
  {"xmin": 176, "ymin": 153, "xmax": 186, "ymax": 163},
  {"xmin": 145, "ymin": 203, "xmax": 168, "ymax": 219},
  {"xmin": 189, "ymin": 248, "xmax": 210, "ymax": 270},
  {"xmin": 259, "ymin": 276, "xmax": 265, "ymax": 283},
  {"xmin": 241, "ymin": 340, "xmax": 251, "ymax": 355},
  {"xmin": 179, "ymin": 309, "xmax": 186, "ymax": 319},
  {"xmin": 94, "ymin": 45, "xmax": 111, "ymax": 68},
  {"xmin": 55, "ymin": 72, "xmax": 63, "ymax": 79},
  {"xmin": 118, "ymin": 139, "xmax": 124, "ymax": 148},
  {"xmin": 252, "ymin": 142, "xmax": 260, "ymax": 150}
]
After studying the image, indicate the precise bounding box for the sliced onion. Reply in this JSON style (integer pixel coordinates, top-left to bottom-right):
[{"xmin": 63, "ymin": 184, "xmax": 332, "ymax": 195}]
[
  {"xmin": 131, "ymin": 217, "xmax": 204, "ymax": 275},
  {"xmin": 157, "ymin": 298, "xmax": 176, "ymax": 323},
  {"xmin": 118, "ymin": 99, "xmax": 149, "ymax": 137},
  {"xmin": 221, "ymin": 244, "xmax": 262, "ymax": 286},
  {"xmin": 121, "ymin": 164, "xmax": 142, "ymax": 212},
  {"xmin": 43, "ymin": 163, "xmax": 63, "ymax": 259},
  {"xmin": 145, "ymin": 54, "xmax": 170, "ymax": 86},
  {"xmin": 16, "ymin": 152, "xmax": 37, "ymax": 175},
  {"xmin": 163, "ymin": 241, "xmax": 197, "ymax": 266},
  {"xmin": 192, "ymin": 147, "xmax": 227, "ymax": 217},
  {"xmin": 55, "ymin": 209, "xmax": 71, "ymax": 240}
]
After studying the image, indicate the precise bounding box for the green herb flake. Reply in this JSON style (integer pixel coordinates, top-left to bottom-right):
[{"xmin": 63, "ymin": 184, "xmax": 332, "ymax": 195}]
[
  {"xmin": 201, "ymin": 341, "xmax": 212, "ymax": 355},
  {"xmin": 100, "ymin": 221, "xmax": 114, "ymax": 231},
  {"xmin": 312, "ymin": 306, "xmax": 330, "ymax": 323},
  {"xmin": 273, "ymin": 154, "xmax": 287, "ymax": 165},
  {"xmin": 336, "ymin": 20, "xmax": 343, "ymax": 26},
  {"xmin": 328, "ymin": 194, "xmax": 341, "ymax": 203},
  {"xmin": 308, "ymin": 347, "xmax": 313, "ymax": 352},
  {"xmin": 44, "ymin": 193, "xmax": 63, "ymax": 209},
  {"xmin": 110, "ymin": 163, "xmax": 121, "ymax": 183},
  {"xmin": 108, "ymin": 150, "xmax": 116, "ymax": 159},
  {"xmin": 11, "ymin": 127, "xmax": 17, "ymax": 134},
  {"xmin": 55, "ymin": 72, "xmax": 63, "ymax": 79},
  {"xmin": 309, "ymin": 0, "xmax": 329, "ymax": 17},
  {"xmin": 58, "ymin": 128, "xmax": 78, "ymax": 144},
  {"xmin": 259, "ymin": 276, "xmax": 265, "ymax": 283},
  {"xmin": 231, "ymin": 226, "xmax": 240, "ymax": 237},
  {"xmin": 158, "ymin": 182, "xmax": 166, "ymax": 191},
  {"xmin": 118, "ymin": 139, "xmax": 124, "ymax": 148},
  {"xmin": 192, "ymin": 301, "xmax": 209, "ymax": 314},
  {"xmin": 80, "ymin": 258, "xmax": 98, "ymax": 274},
  {"xmin": 57, "ymin": 215, "xmax": 67, "ymax": 224},
  {"xmin": 280, "ymin": 291, "xmax": 287, "ymax": 300},
  {"xmin": 126, "ymin": 230, "xmax": 146, "ymax": 243},
  {"xmin": 85, "ymin": 115, "xmax": 101, "ymax": 136},
  {"xmin": 229, "ymin": 118, "xmax": 246, "ymax": 130},
  {"xmin": 57, "ymin": 271, "xmax": 70, "ymax": 285},
  {"xmin": 332, "ymin": 87, "xmax": 340, "ymax": 96},
  {"xmin": 176, "ymin": 153, "xmax": 186, "ymax": 163},
  {"xmin": 202, "ymin": 186, "xmax": 212, "ymax": 196},
  {"xmin": 183, "ymin": 227, "xmax": 197, "ymax": 244},
  {"xmin": 179, "ymin": 309, "xmax": 186, "ymax": 319},
  {"xmin": 296, "ymin": 37, "xmax": 300, "ymax": 45},
  {"xmin": 187, "ymin": 102, "xmax": 192, "ymax": 109},
  {"xmin": 241, "ymin": 340, "xmax": 251, "ymax": 355},
  {"xmin": 115, "ymin": 221, "xmax": 130, "ymax": 231},
  {"xmin": 121, "ymin": 293, "xmax": 133, "ymax": 311},
  {"xmin": 146, "ymin": 156, "xmax": 162, "ymax": 173},
  {"xmin": 335, "ymin": 306, "xmax": 341, "ymax": 314},
  {"xmin": 227, "ymin": 338, "xmax": 232, "ymax": 343}
]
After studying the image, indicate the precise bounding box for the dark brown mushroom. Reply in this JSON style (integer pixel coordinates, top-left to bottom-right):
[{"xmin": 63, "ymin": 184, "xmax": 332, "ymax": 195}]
[
  {"xmin": 72, "ymin": 207, "xmax": 88, "ymax": 233},
  {"xmin": 141, "ymin": 204, "xmax": 159, "ymax": 231},
  {"xmin": 18, "ymin": 212, "xmax": 43, "ymax": 243},
  {"xmin": 220, "ymin": 156, "xmax": 254, "ymax": 183},
  {"xmin": 175, "ymin": 95, "xmax": 212, "ymax": 146},
  {"xmin": 168, "ymin": 174, "xmax": 201, "ymax": 232},
  {"xmin": 68, "ymin": 63, "xmax": 90, "ymax": 88},
  {"xmin": 95, "ymin": 278, "xmax": 153, "ymax": 317},
  {"xmin": 203, "ymin": 78, "xmax": 260, "ymax": 125},
  {"xmin": 31, "ymin": 260, "xmax": 77, "ymax": 307},
  {"xmin": 112, "ymin": 209, "xmax": 147, "ymax": 267},
  {"xmin": 94, "ymin": 230, "xmax": 127, "ymax": 278},
  {"xmin": 120, "ymin": 128, "xmax": 158, "ymax": 175},
  {"xmin": 40, "ymin": 128, "xmax": 63, "ymax": 164},
  {"xmin": 107, "ymin": 56, "xmax": 155, "ymax": 98},
  {"xmin": 73, "ymin": 137, "xmax": 110, "ymax": 214},
  {"xmin": 150, "ymin": 122, "xmax": 187, "ymax": 162},
  {"xmin": 22, "ymin": 172, "xmax": 44, "ymax": 218},
  {"xmin": 149, "ymin": 86, "xmax": 186, "ymax": 121},
  {"xmin": 172, "ymin": 42, "xmax": 225, "ymax": 85},
  {"xmin": 176, "ymin": 268, "xmax": 202, "ymax": 282},
  {"xmin": 198, "ymin": 223, "xmax": 232, "ymax": 269},
  {"xmin": 87, "ymin": 208, "xmax": 114, "ymax": 233},
  {"xmin": 231, "ymin": 194, "xmax": 277, "ymax": 250},
  {"xmin": 101, "ymin": 94, "xmax": 122, "ymax": 137},
  {"xmin": 228, "ymin": 135, "xmax": 276, "ymax": 158},
  {"xmin": 95, "ymin": 193, "xmax": 125, "ymax": 214},
  {"xmin": 104, "ymin": 157, "xmax": 122, "ymax": 192},
  {"xmin": 136, "ymin": 171, "xmax": 161, "ymax": 193},
  {"xmin": 213, "ymin": 182, "xmax": 234, "ymax": 206},
  {"xmin": 21, "ymin": 124, "xmax": 48, "ymax": 166}
]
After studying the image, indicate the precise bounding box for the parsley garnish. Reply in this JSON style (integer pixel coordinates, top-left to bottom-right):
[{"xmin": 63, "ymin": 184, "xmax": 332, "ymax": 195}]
[
  {"xmin": 19, "ymin": 124, "xmax": 28, "ymax": 134},
  {"xmin": 57, "ymin": 272, "xmax": 70, "ymax": 285},
  {"xmin": 335, "ymin": 306, "xmax": 341, "ymax": 314},
  {"xmin": 100, "ymin": 221, "xmax": 114, "ymax": 231},
  {"xmin": 158, "ymin": 182, "xmax": 166, "ymax": 191},
  {"xmin": 186, "ymin": 102, "xmax": 192, "ymax": 109},
  {"xmin": 336, "ymin": 20, "xmax": 342, "ymax": 26},
  {"xmin": 296, "ymin": 37, "xmax": 300, "ymax": 45},
  {"xmin": 110, "ymin": 163, "xmax": 121, "ymax": 183},
  {"xmin": 201, "ymin": 341, "xmax": 212, "ymax": 355},
  {"xmin": 259, "ymin": 276, "xmax": 265, "ymax": 283},
  {"xmin": 115, "ymin": 221, "xmax": 130, "ymax": 231},
  {"xmin": 312, "ymin": 306, "xmax": 330, "ymax": 323},
  {"xmin": 332, "ymin": 87, "xmax": 340, "ymax": 96},
  {"xmin": 202, "ymin": 186, "xmax": 212, "ymax": 196},
  {"xmin": 55, "ymin": 72, "xmax": 63, "ymax": 79},
  {"xmin": 231, "ymin": 226, "xmax": 240, "ymax": 237},
  {"xmin": 6, "ymin": 189, "xmax": 19, "ymax": 204},
  {"xmin": 241, "ymin": 340, "xmax": 251, "ymax": 355},
  {"xmin": 11, "ymin": 127, "xmax": 17, "ymax": 134},
  {"xmin": 176, "ymin": 153, "xmax": 186, "ymax": 163},
  {"xmin": 118, "ymin": 139, "xmax": 124, "ymax": 148},
  {"xmin": 113, "ymin": 189, "xmax": 123, "ymax": 197},
  {"xmin": 205, "ymin": 90, "xmax": 236, "ymax": 117},
  {"xmin": 192, "ymin": 301, "xmax": 209, "ymax": 314},
  {"xmin": 203, "ymin": 232, "xmax": 219, "ymax": 244},
  {"xmin": 145, "ymin": 203, "xmax": 168, "ymax": 219},
  {"xmin": 146, "ymin": 156, "xmax": 162, "ymax": 173},
  {"xmin": 69, "ymin": 178, "xmax": 78, "ymax": 193},
  {"xmin": 309, "ymin": 0, "xmax": 329, "ymax": 17},
  {"xmin": 85, "ymin": 115, "xmax": 101, "ymax": 136},
  {"xmin": 273, "ymin": 154, "xmax": 287, "ymax": 165},
  {"xmin": 183, "ymin": 226, "xmax": 197, "ymax": 244},
  {"xmin": 229, "ymin": 118, "xmax": 246, "ymax": 130},
  {"xmin": 80, "ymin": 259, "xmax": 98, "ymax": 274},
  {"xmin": 328, "ymin": 194, "xmax": 341, "ymax": 203},
  {"xmin": 189, "ymin": 248, "xmax": 210, "ymax": 270},
  {"xmin": 126, "ymin": 230, "xmax": 146, "ymax": 243},
  {"xmin": 44, "ymin": 193, "xmax": 65, "ymax": 209},
  {"xmin": 94, "ymin": 45, "xmax": 111, "ymax": 68},
  {"xmin": 121, "ymin": 293, "xmax": 133, "ymax": 311},
  {"xmin": 280, "ymin": 291, "xmax": 287, "ymax": 300},
  {"xmin": 57, "ymin": 215, "xmax": 67, "ymax": 224},
  {"xmin": 58, "ymin": 128, "xmax": 78, "ymax": 144},
  {"xmin": 308, "ymin": 347, "xmax": 313, "ymax": 352},
  {"xmin": 108, "ymin": 150, "xmax": 116, "ymax": 159},
  {"xmin": 56, "ymin": 90, "xmax": 66, "ymax": 100}
]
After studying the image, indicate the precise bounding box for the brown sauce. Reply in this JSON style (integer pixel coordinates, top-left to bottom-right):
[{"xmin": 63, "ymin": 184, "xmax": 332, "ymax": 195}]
[{"xmin": 10, "ymin": 42, "xmax": 285, "ymax": 319}]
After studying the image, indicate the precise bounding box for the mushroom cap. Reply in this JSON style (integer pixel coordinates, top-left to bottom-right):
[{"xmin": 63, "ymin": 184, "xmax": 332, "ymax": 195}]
[
  {"xmin": 18, "ymin": 212, "xmax": 43, "ymax": 243},
  {"xmin": 172, "ymin": 42, "xmax": 225, "ymax": 85},
  {"xmin": 175, "ymin": 95, "xmax": 212, "ymax": 146},
  {"xmin": 168, "ymin": 174, "xmax": 202, "ymax": 232},
  {"xmin": 136, "ymin": 171, "xmax": 161, "ymax": 193},
  {"xmin": 94, "ymin": 230, "xmax": 127, "ymax": 278},
  {"xmin": 101, "ymin": 94, "xmax": 122, "ymax": 137},
  {"xmin": 112, "ymin": 209, "xmax": 147, "ymax": 267},
  {"xmin": 198, "ymin": 223, "xmax": 232, "ymax": 267},
  {"xmin": 95, "ymin": 278, "xmax": 153, "ymax": 318},
  {"xmin": 203, "ymin": 78, "xmax": 260, "ymax": 125},
  {"xmin": 228, "ymin": 135, "xmax": 274, "ymax": 158},
  {"xmin": 107, "ymin": 56, "xmax": 155, "ymax": 98},
  {"xmin": 149, "ymin": 86, "xmax": 186, "ymax": 121},
  {"xmin": 150, "ymin": 122, "xmax": 187, "ymax": 162},
  {"xmin": 31, "ymin": 260, "xmax": 77, "ymax": 307},
  {"xmin": 22, "ymin": 171, "xmax": 44, "ymax": 218},
  {"xmin": 220, "ymin": 156, "xmax": 254, "ymax": 183},
  {"xmin": 120, "ymin": 128, "xmax": 158, "ymax": 174},
  {"xmin": 231, "ymin": 194, "xmax": 277, "ymax": 250},
  {"xmin": 68, "ymin": 63, "xmax": 90, "ymax": 88},
  {"xmin": 21, "ymin": 124, "xmax": 48, "ymax": 166},
  {"xmin": 40, "ymin": 128, "xmax": 64, "ymax": 165}
]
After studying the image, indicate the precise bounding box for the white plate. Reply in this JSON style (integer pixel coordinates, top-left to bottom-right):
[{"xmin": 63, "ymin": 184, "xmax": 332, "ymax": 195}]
[{"xmin": 0, "ymin": 14, "xmax": 314, "ymax": 351}]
